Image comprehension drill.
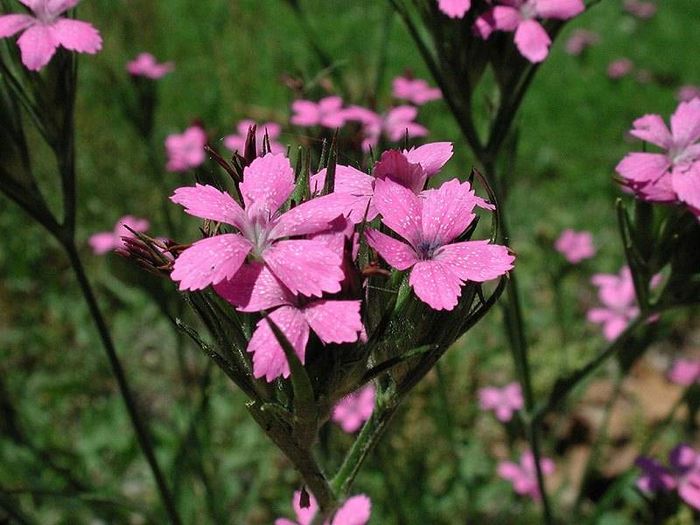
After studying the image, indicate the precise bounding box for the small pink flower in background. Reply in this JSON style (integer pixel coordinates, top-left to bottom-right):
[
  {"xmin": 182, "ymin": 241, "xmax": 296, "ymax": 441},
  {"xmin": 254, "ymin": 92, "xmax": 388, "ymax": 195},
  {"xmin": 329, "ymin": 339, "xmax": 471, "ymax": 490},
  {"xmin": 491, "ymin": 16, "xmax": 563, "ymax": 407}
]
[
  {"xmin": 276, "ymin": 491, "xmax": 371, "ymax": 525},
  {"xmin": 126, "ymin": 52, "xmax": 174, "ymax": 79},
  {"xmin": 498, "ymin": 451, "xmax": 555, "ymax": 501},
  {"xmin": 615, "ymin": 99, "xmax": 700, "ymax": 212},
  {"xmin": 636, "ymin": 444, "xmax": 700, "ymax": 511},
  {"xmin": 479, "ymin": 383, "xmax": 523, "ymax": 422},
  {"xmin": 346, "ymin": 105, "xmax": 428, "ymax": 151},
  {"xmin": 677, "ymin": 85, "xmax": 700, "ymax": 103},
  {"xmin": 165, "ymin": 126, "xmax": 207, "ymax": 172},
  {"xmin": 291, "ymin": 96, "xmax": 346, "ymax": 129},
  {"xmin": 474, "ymin": 0, "xmax": 585, "ymax": 63},
  {"xmin": 0, "ymin": 0, "xmax": 102, "ymax": 71},
  {"xmin": 223, "ymin": 119, "xmax": 285, "ymax": 155},
  {"xmin": 332, "ymin": 384, "xmax": 376, "ymax": 433},
  {"xmin": 437, "ymin": 0, "xmax": 471, "ymax": 18},
  {"xmin": 392, "ymin": 76, "xmax": 442, "ymax": 105},
  {"xmin": 554, "ymin": 229, "xmax": 596, "ymax": 264},
  {"xmin": 365, "ymin": 178, "xmax": 514, "ymax": 311},
  {"xmin": 623, "ymin": 0, "xmax": 657, "ymax": 19},
  {"xmin": 667, "ymin": 359, "xmax": 700, "ymax": 386},
  {"xmin": 564, "ymin": 29, "xmax": 600, "ymax": 56},
  {"xmin": 607, "ymin": 58, "xmax": 634, "ymax": 79},
  {"xmin": 89, "ymin": 215, "xmax": 150, "ymax": 255}
]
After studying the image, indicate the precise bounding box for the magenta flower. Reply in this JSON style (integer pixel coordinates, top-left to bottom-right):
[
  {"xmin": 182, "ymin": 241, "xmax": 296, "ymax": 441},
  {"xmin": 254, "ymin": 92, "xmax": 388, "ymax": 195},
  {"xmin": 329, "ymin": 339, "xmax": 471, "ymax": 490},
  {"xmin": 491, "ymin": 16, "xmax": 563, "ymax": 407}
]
[
  {"xmin": 170, "ymin": 153, "xmax": 347, "ymax": 297},
  {"xmin": 475, "ymin": 0, "xmax": 585, "ymax": 63},
  {"xmin": 616, "ymin": 99, "xmax": 700, "ymax": 212},
  {"xmin": 635, "ymin": 457, "xmax": 676, "ymax": 493},
  {"xmin": 365, "ymin": 178, "xmax": 514, "ymax": 311},
  {"xmin": 564, "ymin": 29, "xmax": 599, "ymax": 56},
  {"xmin": 554, "ymin": 229, "xmax": 596, "ymax": 264},
  {"xmin": 332, "ymin": 384, "xmax": 376, "ymax": 433},
  {"xmin": 479, "ymin": 383, "xmax": 523, "ymax": 422},
  {"xmin": 88, "ymin": 215, "xmax": 149, "ymax": 255},
  {"xmin": 587, "ymin": 266, "xmax": 640, "ymax": 341},
  {"xmin": 276, "ymin": 491, "xmax": 371, "ymax": 525},
  {"xmin": 215, "ymin": 263, "xmax": 362, "ymax": 381},
  {"xmin": 392, "ymin": 76, "xmax": 442, "ymax": 105},
  {"xmin": 0, "ymin": 0, "xmax": 102, "ymax": 71},
  {"xmin": 437, "ymin": 0, "xmax": 471, "ymax": 18},
  {"xmin": 667, "ymin": 359, "xmax": 700, "ymax": 386},
  {"xmin": 677, "ymin": 85, "xmax": 700, "ymax": 103},
  {"xmin": 291, "ymin": 96, "xmax": 346, "ymax": 129},
  {"xmin": 637, "ymin": 445, "xmax": 700, "ymax": 511},
  {"xmin": 165, "ymin": 126, "xmax": 207, "ymax": 173},
  {"xmin": 607, "ymin": 58, "xmax": 634, "ymax": 79},
  {"xmin": 126, "ymin": 52, "xmax": 174, "ymax": 79},
  {"xmin": 623, "ymin": 0, "xmax": 657, "ymax": 19},
  {"xmin": 223, "ymin": 119, "xmax": 285, "ymax": 155},
  {"xmin": 498, "ymin": 451, "xmax": 555, "ymax": 501},
  {"xmin": 344, "ymin": 105, "xmax": 428, "ymax": 151}
]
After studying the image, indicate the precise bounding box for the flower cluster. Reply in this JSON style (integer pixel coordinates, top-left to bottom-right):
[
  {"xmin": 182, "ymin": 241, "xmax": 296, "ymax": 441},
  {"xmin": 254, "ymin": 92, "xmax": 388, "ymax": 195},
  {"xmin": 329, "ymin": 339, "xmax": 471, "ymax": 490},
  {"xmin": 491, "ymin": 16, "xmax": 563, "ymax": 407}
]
[
  {"xmin": 276, "ymin": 491, "xmax": 371, "ymax": 525},
  {"xmin": 165, "ymin": 125, "xmax": 208, "ymax": 172},
  {"xmin": 636, "ymin": 444, "xmax": 700, "ymax": 510}
]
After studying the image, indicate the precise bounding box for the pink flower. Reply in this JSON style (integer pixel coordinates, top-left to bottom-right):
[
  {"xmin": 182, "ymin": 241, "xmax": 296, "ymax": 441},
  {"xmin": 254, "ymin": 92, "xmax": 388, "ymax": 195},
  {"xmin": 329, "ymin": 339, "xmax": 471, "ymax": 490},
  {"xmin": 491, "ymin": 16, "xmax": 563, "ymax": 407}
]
[
  {"xmin": 607, "ymin": 58, "xmax": 634, "ymax": 79},
  {"xmin": 498, "ymin": 451, "xmax": 555, "ymax": 501},
  {"xmin": 365, "ymin": 178, "xmax": 514, "ymax": 311},
  {"xmin": 332, "ymin": 384, "xmax": 376, "ymax": 433},
  {"xmin": 216, "ymin": 263, "xmax": 363, "ymax": 381},
  {"xmin": 344, "ymin": 105, "xmax": 428, "ymax": 151},
  {"xmin": 636, "ymin": 445, "xmax": 700, "ymax": 511},
  {"xmin": 165, "ymin": 126, "xmax": 207, "ymax": 172},
  {"xmin": 479, "ymin": 383, "xmax": 523, "ymax": 422},
  {"xmin": 88, "ymin": 215, "xmax": 150, "ymax": 255},
  {"xmin": 554, "ymin": 229, "xmax": 596, "ymax": 263},
  {"xmin": 0, "ymin": 0, "xmax": 102, "ymax": 71},
  {"xmin": 667, "ymin": 359, "xmax": 700, "ymax": 386},
  {"xmin": 170, "ymin": 153, "xmax": 347, "ymax": 297},
  {"xmin": 475, "ymin": 0, "xmax": 585, "ymax": 63},
  {"xmin": 126, "ymin": 52, "xmax": 174, "ymax": 79},
  {"xmin": 615, "ymin": 99, "xmax": 700, "ymax": 211},
  {"xmin": 291, "ymin": 96, "xmax": 346, "ymax": 129},
  {"xmin": 564, "ymin": 29, "xmax": 599, "ymax": 56},
  {"xmin": 623, "ymin": 0, "xmax": 656, "ymax": 19},
  {"xmin": 677, "ymin": 85, "xmax": 700, "ymax": 103},
  {"xmin": 392, "ymin": 76, "xmax": 442, "ymax": 105},
  {"xmin": 276, "ymin": 491, "xmax": 371, "ymax": 525},
  {"xmin": 223, "ymin": 119, "xmax": 285, "ymax": 155},
  {"xmin": 635, "ymin": 457, "xmax": 676, "ymax": 493},
  {"xmin": 437, "ymin": 0, "xmax": 471, "ymax": 18}
]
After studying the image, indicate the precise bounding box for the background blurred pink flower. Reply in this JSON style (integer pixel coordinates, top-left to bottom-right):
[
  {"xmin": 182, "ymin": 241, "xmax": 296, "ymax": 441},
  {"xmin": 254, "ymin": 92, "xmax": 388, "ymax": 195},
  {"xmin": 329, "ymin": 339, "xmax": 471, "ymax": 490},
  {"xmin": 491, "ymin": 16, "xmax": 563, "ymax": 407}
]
[
  {"xmin": 127, "ymin": 52, "xmax": 174, "ymax": 79},
  {"xmin": 291, "ymin": 96, "xmax": 346, "ymax": 128},
  {"xmin": 392, "ymin": 76, "xmax": 442, "ymax": 105},
  {"xmin": 224, "ymin": 119, "xmax": 285, "ymax": 155},
  {"xmin": 437, "ymin": 0, "xmax": 471, "ymax": 18},
  {"xmin": 623, "ymin": 0, "xmax": 657, "ymax": 19},
  {"xmin": 479, "ymin": 383, "xmax": 523, "ymax": 422},
  {"xmin": 498, "ymin": 451, "xmax": 555, "ymax": 501},
  {"xmin": 332, "ymin": 384, "xmax": 376, "ymax": 433},
  {"xmin": 667, "ymin": 359, "xmax": 700, "ymax": 386},
  {"xmin": 677, "ymin": 85, "xmax": 700, "ymax": 103},
  {"xmin": 565, "ymin": 29, "xmax": 600, "ymax": 56},
  {"xmin": 554, "ymin": 229, "xmax": 596, "ymax": 263},
  {"xmin": 276, "ymin": 491, "xmax": 371, "ymax": 525},
  {"xmin": 165, "ymin": 126, "xmax": 207, "ymax": 172},
  {"xmin": 0, "ymin": 0, "xmax": 102, "ymax": 71},
  {"xmin": 607, "ymin": 58, "xmax": 634, "ymax": 79},
  {"xmin": 89, "ymin": 215, "xmax": 150, "ymax": 255},
  {"xmin": 636, "ymin": 445, "xmax": 700, "ymax": 511}
]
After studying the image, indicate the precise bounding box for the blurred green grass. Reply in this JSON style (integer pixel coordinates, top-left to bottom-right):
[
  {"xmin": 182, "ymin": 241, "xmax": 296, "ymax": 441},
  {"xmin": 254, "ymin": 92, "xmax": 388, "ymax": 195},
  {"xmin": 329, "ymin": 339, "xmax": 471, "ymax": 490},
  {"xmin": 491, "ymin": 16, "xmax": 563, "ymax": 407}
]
[{"xmin": 1, "ymin": 0, "xmax": 699, "ymax": 523}]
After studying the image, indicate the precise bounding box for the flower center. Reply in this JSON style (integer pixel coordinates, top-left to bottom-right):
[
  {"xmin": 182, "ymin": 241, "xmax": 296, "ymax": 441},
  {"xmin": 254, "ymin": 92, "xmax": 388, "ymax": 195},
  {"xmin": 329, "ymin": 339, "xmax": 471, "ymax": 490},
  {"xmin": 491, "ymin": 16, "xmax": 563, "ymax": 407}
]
[{"xmin": 416, "ymin": 240, "xmax": 440, "ymax": 260}]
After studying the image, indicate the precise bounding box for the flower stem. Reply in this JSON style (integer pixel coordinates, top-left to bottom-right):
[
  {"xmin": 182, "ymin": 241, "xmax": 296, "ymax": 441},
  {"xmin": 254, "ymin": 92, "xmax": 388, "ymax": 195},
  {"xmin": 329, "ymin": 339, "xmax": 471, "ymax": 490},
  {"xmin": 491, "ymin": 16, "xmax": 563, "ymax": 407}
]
[{"xmin": 64, "ymin": 243, "xmax": 182, "ymax": 525}]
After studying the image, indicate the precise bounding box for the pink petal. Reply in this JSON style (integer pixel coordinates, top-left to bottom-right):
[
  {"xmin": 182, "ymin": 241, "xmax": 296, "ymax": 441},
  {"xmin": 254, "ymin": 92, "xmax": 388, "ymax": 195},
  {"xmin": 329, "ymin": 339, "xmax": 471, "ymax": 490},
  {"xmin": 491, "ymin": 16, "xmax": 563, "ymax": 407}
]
[
  {"xmin": 274, "ymin": 520, "xmax": 297, "ymax": 525},
  {"xmin": 679, "ymin": 473, "xmax": 700, "ymax": 511},
  {"xmin": 670, "ymin": 99, "xmax": 700, "ymax": 147},
  {"xmin": 384, "ymin": 106, "xmax": 420, "ymax": 141},
  {"xmin": 602, "ymin": 316, "xmax": 629, "ymax": 341},
  {"xmin": 421, "ymin": 179, "xmax": 478, "ymax": 245},
  {"xmin": 403, "ymin": 142, "xmax": 453, "ymax": 177},
  {"xmin": 365, "ymin": 229, "xmax": 418, "ymax": 271},
  {"xmin": 248, "ymin": 306, "xmax": 310, "ymax": 381},
  {"xmin": 88, "ymin": 232, "xmax": 117, "ymax": 255},
  {"xmin": 171, "ymin": 234, "xmax": 252, "ymax": 291},
  {"xmin": 269, "ymin": 193, "xmax": 347, "ymax": 239},
  {"xmin": 17, "ymin": 24, "xmax": 58, "ymax": 71},
  {"xmin": 374, "ymin": 150, "xmax": 426, "ymax": 193},
  {"xmin": 303, "ymin": 300, "xmax": 363, "ymax": 344},
  {"xmin": 240, "ymin": 153, "xmax": 295, "ymax": 213},
  {"xmin": 534, "ymin": 0, "xmax": 585, "ymax": 19},
  {"xmin": 315, "ymin": 165, "xmax": 377, "ymax": 222},
  {"xmin": 491, "ymin": 6, "xmax": 521, "ymax": 31},
  {"xmin": 437, "ymin": 0, "xmax": 471, "ymax": 18},
  {"xmin": 495, "ymin": 406, "xmax": 513, "ymax": 422},
  {"xmin": 170, "ymin": 184, "xmax": 247, "ymax": 230},
  {"xmin": 214, "ymin": 262, "xmax": 291, "ymax": 312},
  {"xmin": 586, "ymin": 307, "xmax": 615, "ymax": 324},
  {"xmin": 331, "ymin": 495, "xmax": 372, "ymax": 525},
  {"xmin": 514, "ymin": 20, "xmax": 551, "ymax": 63},
  {"xmin": 50, "ymin": 18, "xmax": 102, "ymax": 54},
  {"xmin": 46, "ymin": 0, "xmax": 80, "ymax": 15},
  {"xmin": 409, "ymin": 260, "xmax": 463, "ymax": 310},
  {"xmin": 0, "ymin": 14, "xmax": 34, "ymax": 38},
  {"xmin": 629, "ymin": 114, "xmax": 673, "ymax": 149},
  {"xmin": 372, "ymin": 178, "xmax": 423, "ymax": 247},
  {"xmin": 615, "ymin": 152, "xmax": 670, "ymax": 185},
  {"xmin": 292, "ymin": 490, "xmax": 319, "ymax": 525},
  {"xmin": 478, "ymin": 387, "xmax": 501, "ymax": 410},
  {"xmin": 498, "ymin": 461, "xmax": 523, "ymax": 482},
  {"xmin": 263, "ymin": 239, "xmax": 344, "ymax": 297},
  {"xmin": 672, "ymin": 165, "xmax": 700, "ymax": 209},
  {"xmin": 291, "ymin": 100, "xmax": 320, "ymax": 127},
  {"xmin": 436, "ymin": 240, "xmax": 514, "ymax": 282}
]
